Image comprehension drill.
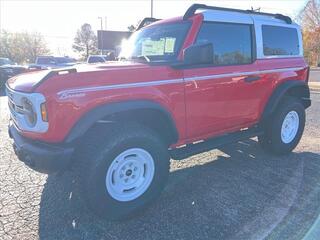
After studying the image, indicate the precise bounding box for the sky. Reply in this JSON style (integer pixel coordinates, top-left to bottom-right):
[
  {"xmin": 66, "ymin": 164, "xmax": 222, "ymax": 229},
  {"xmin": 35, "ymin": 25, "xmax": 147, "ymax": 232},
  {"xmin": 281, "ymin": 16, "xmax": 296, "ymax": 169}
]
[{"xmin": 0, "ymin": 0, "xmax": 307, "ymax": 57}]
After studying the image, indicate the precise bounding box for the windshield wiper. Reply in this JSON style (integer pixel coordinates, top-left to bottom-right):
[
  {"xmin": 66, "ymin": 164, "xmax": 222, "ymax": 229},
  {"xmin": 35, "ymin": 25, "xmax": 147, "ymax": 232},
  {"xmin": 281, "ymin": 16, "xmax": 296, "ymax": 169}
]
[{"xmin": 131, "ymin": 55, "xmax": 151, "ymax": 62}]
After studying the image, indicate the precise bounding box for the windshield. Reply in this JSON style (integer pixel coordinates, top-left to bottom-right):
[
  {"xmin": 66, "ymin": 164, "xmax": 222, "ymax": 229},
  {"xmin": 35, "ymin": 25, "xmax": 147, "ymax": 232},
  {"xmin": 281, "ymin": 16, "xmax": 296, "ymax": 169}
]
[
  {"xmin": 0, "ymin": 58, "xmax": 14, "ymax": 65},
  {"xmin": 55, "ymin": 57, "xmax": 76, "ymax": 64},
  {"xmin": 120, "ymin": 22, "xmax": 190, "ymax": 62}
]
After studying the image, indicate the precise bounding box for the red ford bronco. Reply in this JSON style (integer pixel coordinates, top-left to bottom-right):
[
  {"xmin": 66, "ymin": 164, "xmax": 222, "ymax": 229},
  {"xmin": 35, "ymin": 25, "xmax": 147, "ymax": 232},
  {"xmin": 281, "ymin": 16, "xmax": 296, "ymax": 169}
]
[{"xmin": 6, "ymin": 4, "xmax": 311, "ymax": 220}]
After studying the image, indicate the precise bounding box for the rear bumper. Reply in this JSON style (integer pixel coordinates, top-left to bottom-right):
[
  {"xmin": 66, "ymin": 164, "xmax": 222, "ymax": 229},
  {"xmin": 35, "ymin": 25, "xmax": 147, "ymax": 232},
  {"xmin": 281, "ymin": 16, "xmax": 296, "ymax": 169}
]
[{"xmin": 8, "ymin": 123, "xmax": 74, "ymax": 174}]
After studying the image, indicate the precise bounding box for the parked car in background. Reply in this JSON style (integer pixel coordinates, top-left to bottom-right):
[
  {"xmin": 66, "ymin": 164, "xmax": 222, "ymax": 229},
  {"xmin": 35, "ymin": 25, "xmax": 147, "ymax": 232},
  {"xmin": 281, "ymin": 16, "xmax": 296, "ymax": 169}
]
[
  {"xmin": 28, "ymin": 56, "xmax": 77, "ymax": 70},
  {"xmin": 0, "ymin": 58, "xmax": 27, "ymax": 89},
  {"xmin": 87, "ymin": 55, "xmax": 108, "ymax": 63},
  {"xmin": 87, "ymin": 53, "xmax": 116, "ymax": 63}
]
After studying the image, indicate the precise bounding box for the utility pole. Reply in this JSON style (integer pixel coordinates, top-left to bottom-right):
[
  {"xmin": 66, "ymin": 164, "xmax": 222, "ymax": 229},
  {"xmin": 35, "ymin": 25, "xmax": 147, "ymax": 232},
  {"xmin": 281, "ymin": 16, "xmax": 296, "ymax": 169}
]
[
  {"xmin": 98, "ymin": 17, "xmax": 103, "ymax": 55},
  {"xmin": 151, "ymin": 0, "xmax": 153, "ymax": 18}
]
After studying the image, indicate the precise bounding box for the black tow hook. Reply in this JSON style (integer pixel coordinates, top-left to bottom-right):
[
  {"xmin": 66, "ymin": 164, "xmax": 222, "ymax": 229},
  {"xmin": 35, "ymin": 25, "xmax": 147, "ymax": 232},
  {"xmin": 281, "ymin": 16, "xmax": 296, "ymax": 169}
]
[{"xmin": 13, "ymin": 144, "xmax": 35, "ymax": 167}]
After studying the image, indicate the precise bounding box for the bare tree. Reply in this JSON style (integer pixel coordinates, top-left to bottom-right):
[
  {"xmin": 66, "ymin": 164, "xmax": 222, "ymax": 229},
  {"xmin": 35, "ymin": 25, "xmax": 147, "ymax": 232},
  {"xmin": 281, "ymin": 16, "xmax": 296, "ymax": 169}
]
[
  {"xmin": 0, "ymin": 30, "xmax": 50, "ymax": 63},
  {"xmin": 298, "ymin": 0, "xmax": 320, "ymax": 65},
  {"xmin": 127, "ymin": 25, "xmax": 136, "ymax": 32},
  {"xmin": 72, "ymin": 23, "xmax": 98, "ymax": 59}
]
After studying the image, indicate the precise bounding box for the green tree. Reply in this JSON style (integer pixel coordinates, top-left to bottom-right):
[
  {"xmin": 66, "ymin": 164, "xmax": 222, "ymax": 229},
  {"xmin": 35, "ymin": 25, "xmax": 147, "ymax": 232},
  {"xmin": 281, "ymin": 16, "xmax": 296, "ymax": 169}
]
[
  {"xmin": 0, "ymin": 30, "xmax": 50, "ymax": 63},
  {"xmin": 72, "ymin": 23, "xmax": 98, "ymax": 59}
]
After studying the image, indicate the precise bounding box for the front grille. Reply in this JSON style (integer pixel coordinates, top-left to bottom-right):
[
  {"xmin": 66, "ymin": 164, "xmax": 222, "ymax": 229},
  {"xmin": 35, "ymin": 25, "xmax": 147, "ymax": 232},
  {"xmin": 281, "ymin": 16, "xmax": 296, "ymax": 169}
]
[
  {"xmin": 5, "ymin": 86, "xmax": 48, "ymax": 133},
  {"xmin": 6, "ymin": 87, "xmax": 20, "ymax": 122},
  {"xmin": 8, "ymin": 98, "xmax": 15, "ymax": 111},
  {"xmin": 8, "ymin": 98, "xmax": 18, "ymax": 122},
  {"xmin": 7, "ymin": 89, "xmax": 14, "ymax": 101}
]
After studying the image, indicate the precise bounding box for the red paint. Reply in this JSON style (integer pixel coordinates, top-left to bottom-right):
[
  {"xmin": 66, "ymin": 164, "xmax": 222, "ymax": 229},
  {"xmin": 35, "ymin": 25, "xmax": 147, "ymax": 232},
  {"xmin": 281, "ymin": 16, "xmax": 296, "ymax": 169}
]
[
  {"xmin": 184, "ymin": 58, "xmax": 308, "ymax": 143},
  {"xmin": 178, "ymin": 14, "xmax": 203, "ymax": 60},
  {"xmin": 7, "ymin": 14, "xmax": 309, "ymax": 148}
]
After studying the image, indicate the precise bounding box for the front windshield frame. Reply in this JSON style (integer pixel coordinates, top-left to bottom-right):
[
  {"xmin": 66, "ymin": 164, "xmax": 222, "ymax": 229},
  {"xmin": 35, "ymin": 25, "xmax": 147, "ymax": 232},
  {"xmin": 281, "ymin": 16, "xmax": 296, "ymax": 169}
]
[{"xmin": 120, "ymin": 21, "xmax": 191, "ymax": 63}]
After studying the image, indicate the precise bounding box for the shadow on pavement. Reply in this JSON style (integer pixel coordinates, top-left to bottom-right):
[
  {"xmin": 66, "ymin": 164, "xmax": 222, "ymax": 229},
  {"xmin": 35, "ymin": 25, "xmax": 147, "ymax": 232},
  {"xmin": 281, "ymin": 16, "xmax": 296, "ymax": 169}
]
[
  {"xmin": 0, "ymin": 87, "xmax": 6, "ymax": 97},
  {"xmin": 39, "ymin": 140, "xmax": 320, "ymax": 240}
]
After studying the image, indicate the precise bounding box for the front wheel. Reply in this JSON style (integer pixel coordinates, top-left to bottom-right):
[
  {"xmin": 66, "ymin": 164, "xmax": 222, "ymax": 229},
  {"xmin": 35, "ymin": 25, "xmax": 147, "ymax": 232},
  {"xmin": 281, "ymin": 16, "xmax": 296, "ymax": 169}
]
[
  {"xmin": 77, "ymin": 123, "xmax": 170, "ymax": 220},
  {"xmin": 258, "ymin": 96, "xmax": 306, "ymax": 155}
]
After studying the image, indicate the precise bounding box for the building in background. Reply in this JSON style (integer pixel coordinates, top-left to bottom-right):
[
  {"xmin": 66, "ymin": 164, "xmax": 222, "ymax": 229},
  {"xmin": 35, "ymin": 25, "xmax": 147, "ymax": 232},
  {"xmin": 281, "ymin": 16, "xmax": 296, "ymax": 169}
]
[
  {"xmin": 97, "ymin": 30, "xmax": 131, "ymax": 56},
  {"xmin": 97, "ymin": 18, "xmax": 160, "ymax": 56}
]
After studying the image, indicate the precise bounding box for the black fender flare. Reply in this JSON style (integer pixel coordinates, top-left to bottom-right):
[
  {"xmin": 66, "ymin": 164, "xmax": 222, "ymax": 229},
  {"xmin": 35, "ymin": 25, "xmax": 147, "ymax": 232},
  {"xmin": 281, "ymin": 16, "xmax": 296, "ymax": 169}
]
[
  {"xmin": 64, "ymin": 100, "xmax": 179, "ymax": 144},
  {"xmin": 261, "ymin": 80, "xmax": 311, "ymax": 120}
]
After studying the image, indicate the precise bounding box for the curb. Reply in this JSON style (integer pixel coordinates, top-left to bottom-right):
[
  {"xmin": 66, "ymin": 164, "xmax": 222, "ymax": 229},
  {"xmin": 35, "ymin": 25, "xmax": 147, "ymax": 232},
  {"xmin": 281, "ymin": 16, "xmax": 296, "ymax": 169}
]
[
  {"xmin": 310, "ymin": 67, "xmax": 320, "ymax": 71},
  {"xmin": 309, "ymin": 82, "xmax": 320, "ymax": 92}
]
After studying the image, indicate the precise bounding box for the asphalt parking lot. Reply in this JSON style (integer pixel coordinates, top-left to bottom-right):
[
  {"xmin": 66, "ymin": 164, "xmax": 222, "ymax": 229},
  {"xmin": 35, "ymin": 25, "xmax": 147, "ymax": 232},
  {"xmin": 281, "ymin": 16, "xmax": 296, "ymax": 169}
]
[{"xmin": 0, "ymin": 89, "xmax": 319, "ymax": 240}]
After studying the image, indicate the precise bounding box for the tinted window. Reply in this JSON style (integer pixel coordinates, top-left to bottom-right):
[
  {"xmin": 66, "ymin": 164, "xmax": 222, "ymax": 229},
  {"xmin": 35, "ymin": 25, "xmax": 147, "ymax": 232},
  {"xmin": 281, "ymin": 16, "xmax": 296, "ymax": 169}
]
[
  {"xmin": 196, "ymin": 22, "xmax": 252, "ymax": 65},
  {"xmin": 37, "ymin": 57, "xmax": 55, "ymax": 64},
  {"xmin": 55, "ymin": 57, "xmax": 76, "ymax": 64},
  {"xmin": 262, "ymin": 25, "xmax": 299, "ymax": 56},
  {"xmin": 88, "ymin": 56, "xmax": 106, "ymax": 63}
]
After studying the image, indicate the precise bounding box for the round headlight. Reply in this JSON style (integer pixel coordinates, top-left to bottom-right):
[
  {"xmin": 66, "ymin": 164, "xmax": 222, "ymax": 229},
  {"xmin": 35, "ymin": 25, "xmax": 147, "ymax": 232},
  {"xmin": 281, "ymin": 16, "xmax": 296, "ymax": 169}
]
[{"xmin": 22, "ymin": 97, "xmax": 37, "ymax": 127}]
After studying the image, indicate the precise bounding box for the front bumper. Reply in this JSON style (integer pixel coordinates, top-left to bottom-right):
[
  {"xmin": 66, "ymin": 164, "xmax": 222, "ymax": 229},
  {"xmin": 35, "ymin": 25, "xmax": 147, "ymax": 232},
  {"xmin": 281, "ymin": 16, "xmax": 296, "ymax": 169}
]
[{"xmin": 8, "ymin": 123, "xmax": 74, "ymax": 174}]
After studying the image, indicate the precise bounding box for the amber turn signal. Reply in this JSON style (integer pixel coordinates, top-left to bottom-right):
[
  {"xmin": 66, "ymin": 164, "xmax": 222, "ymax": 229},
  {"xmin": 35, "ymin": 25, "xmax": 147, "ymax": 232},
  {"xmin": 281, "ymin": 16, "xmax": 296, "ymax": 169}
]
[{"xmin": 40, "ymin": 103, "xmax": 48, "ymax": 122}]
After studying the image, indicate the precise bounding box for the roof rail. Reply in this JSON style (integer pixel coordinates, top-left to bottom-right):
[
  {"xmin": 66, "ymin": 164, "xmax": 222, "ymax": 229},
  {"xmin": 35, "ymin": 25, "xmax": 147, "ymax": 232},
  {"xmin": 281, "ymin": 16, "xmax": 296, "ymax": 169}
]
[
  {"xmin": 183, "ymin": 4, "xmax": 292, "ymax": 24},
  {"xmin": 136, "ymin": 17, "xmax": 161, "ymax": 31}
]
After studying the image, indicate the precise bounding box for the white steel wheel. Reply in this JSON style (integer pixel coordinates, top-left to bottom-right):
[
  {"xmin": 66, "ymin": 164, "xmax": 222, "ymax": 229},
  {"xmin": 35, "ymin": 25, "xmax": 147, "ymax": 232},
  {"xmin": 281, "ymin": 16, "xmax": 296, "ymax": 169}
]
[
  {"xmin": 106, "ymin": 148, "xmax": 155, "ymax": 202},
  {"xmin": 281, "ymin": 110, "xmax": 300, "ymax": 144}
]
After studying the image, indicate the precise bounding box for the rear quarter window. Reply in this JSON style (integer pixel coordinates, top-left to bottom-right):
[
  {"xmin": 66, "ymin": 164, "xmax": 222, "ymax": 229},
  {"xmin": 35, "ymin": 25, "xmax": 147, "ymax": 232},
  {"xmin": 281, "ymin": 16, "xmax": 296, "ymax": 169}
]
[{"xmin": 262, "ymin": 25, "xmax": 300, "ymax": 56}]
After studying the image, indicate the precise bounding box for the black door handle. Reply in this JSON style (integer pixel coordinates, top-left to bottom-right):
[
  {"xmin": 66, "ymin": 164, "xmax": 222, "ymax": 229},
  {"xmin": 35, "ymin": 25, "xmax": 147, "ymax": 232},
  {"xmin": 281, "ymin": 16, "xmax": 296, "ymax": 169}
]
[{"xmin": 244, "ymin": 76, "xmax": 261, "ymax": 83}]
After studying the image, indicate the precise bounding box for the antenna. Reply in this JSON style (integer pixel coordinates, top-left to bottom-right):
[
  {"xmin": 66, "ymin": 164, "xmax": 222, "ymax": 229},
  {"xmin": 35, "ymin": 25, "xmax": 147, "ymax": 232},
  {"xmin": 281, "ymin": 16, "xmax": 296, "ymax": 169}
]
[{"xmin": 251, "ymin": 7, "xmax": 261, "ymax": 12}]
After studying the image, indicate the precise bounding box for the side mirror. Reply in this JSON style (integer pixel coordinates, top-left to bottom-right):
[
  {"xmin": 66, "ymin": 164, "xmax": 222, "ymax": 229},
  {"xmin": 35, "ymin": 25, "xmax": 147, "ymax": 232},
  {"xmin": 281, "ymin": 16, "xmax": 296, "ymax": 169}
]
[{"xmin": 183, "ymin": 43, "xmax": 213, "ymax": 66}]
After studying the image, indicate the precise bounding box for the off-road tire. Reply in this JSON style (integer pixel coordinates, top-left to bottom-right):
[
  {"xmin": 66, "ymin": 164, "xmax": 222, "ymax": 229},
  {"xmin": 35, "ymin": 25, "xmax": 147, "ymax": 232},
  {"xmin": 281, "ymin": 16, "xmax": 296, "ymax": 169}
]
[
  {"xmin": 76, "ymin": 123, "xmax": 170, "ymax": 220},
  {"xmin": 258, "ymin": 96, "xmax": 305, "ymax": 155}
]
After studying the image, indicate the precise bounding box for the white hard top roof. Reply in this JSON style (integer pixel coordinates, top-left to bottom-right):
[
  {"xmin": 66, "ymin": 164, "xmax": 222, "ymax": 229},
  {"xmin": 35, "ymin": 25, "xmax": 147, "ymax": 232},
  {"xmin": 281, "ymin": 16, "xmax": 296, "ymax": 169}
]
[{"xmin": 200, "ymin": 9, "xmax": 298, "ymax": 27}]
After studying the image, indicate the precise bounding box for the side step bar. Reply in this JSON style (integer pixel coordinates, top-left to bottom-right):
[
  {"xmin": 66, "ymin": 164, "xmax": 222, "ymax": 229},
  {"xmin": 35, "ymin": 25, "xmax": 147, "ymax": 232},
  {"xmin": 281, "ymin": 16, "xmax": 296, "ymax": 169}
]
[{"xmin": 170, "ymin": 127, "xmax": 264, "ymax": 160}]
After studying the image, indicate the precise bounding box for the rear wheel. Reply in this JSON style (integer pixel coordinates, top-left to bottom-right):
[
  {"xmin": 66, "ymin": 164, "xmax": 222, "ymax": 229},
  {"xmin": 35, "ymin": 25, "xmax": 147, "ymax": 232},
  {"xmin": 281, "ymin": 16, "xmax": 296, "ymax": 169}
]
[
  {"xmin": 258, "ymin": 96, "xmax": 305, "ymax": 155},
  {"xmin": 77, "ymin": 123, "xmax": 170, "ymax": 220}
]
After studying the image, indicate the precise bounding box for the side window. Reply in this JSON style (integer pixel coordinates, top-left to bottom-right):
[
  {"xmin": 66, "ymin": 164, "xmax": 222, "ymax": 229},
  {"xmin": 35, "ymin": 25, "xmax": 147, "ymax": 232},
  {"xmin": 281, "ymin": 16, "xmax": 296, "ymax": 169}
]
[
  {"xmin": 262, "ymin": 25, "xmax": 299, "ymax": 56},
  {"xmin": 38, "ymin": 58, "xmax": 54, "ymax": 64},
  {"xmin": 88, "ymin": 56, "xmax": 104, "ymax": 63},
  {"xmin": 196, "ymin": 22, "xmax": 253, "ymax": 66}
]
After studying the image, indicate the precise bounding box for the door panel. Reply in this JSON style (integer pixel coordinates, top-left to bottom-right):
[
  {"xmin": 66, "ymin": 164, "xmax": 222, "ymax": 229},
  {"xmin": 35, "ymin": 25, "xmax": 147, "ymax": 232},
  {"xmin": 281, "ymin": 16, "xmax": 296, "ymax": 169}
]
[
  {"xmin": 183, "ymin": 20, "xmax": 273, "ymax": 141},
  {"xmin": 184, "ymin": 63, "xmax": 269, "ymax": 140}
]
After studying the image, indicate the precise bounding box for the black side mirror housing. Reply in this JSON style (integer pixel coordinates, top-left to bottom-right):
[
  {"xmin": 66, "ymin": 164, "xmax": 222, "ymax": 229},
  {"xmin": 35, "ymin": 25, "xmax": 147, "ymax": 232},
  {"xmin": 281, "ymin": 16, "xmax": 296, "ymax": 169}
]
[{"xmin": 183, "ymin": 43, "xmax": 213, "ymax": 66}]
